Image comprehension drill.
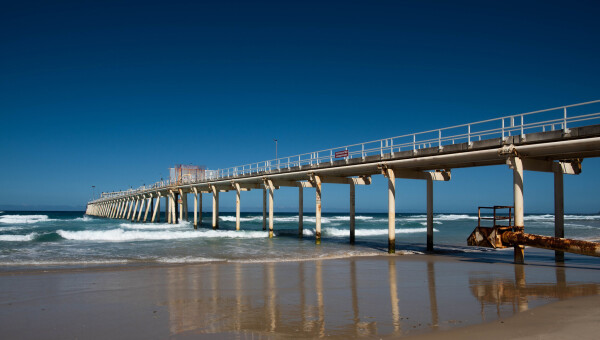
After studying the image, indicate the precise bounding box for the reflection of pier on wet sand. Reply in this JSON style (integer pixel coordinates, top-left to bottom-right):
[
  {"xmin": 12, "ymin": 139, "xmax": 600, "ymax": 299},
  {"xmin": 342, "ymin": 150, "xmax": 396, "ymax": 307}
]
[
  {"xmin": 470, "ymin": 265, "xmax": 598, "ymax": 317},
  {"xmin": 1, "ymin": 255, "xmax": 599, "ymax": 338},
  {"xmin": 160, "ymin": 256, "xmax": 600, "ymax": 338}
]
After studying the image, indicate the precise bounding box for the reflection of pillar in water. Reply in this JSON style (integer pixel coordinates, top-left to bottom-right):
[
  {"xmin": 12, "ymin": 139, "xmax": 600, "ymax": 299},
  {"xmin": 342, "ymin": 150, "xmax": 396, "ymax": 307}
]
[
  {"xmin": 316, "ymin": 260, "xmax": 325, "ymax": 337},
  {"xmin": 427, "ymin": 261, "xmax": 439, "ymax": 330},
  {"xmin": 267, "ymin": 262, "xmax": 277, "ymax": 332},
  {"xmin": 299, "ymin": 262, "xmax": 307, "ymax": 331},
  {"xmin": 351, "ymin": 260, "xmax": 360, "ymax": 336},
  {"xmin": 234, "ymin": 262, "xmax": 243, "ymax": 331},
  {"xmin": 514, "ymin": 265, "xmax": 528, "ymax": 312},
  {"xmin": 211, "ymin": 264, "xmax": 220, "ymax": 333},
  {"xmin": 556, "ymin": 266, "xmax": 567, "ymax": 298},
  {"xmin": 388, "ymin": 259, "xmax": 401, "ymax": 333}
]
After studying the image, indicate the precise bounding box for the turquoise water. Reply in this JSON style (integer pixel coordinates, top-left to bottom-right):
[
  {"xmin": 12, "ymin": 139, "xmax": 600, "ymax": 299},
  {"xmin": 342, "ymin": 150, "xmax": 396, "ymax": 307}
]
[{"xmin": 1, "ymin": 211, "xmax": 599, "ymax": 270}]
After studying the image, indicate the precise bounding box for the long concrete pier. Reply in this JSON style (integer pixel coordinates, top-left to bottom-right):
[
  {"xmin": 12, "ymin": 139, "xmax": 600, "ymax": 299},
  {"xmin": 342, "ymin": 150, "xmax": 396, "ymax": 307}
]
[{"xmin": 86, "ymin": 100, "xmax": 600, "ymax": 262}]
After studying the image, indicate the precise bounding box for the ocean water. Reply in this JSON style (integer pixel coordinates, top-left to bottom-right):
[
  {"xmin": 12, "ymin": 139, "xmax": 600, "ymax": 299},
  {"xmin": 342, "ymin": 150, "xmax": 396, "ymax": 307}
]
[{"xmin": 1, "ymin": 211, "xmax": 599, "ymax": 270}]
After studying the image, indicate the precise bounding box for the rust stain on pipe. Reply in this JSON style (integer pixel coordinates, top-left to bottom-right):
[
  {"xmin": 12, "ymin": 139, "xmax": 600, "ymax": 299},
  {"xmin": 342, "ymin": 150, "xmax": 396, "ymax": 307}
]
[{"xmin": 502, "ymin": 232, "xmax": 600, "ymax": 257}]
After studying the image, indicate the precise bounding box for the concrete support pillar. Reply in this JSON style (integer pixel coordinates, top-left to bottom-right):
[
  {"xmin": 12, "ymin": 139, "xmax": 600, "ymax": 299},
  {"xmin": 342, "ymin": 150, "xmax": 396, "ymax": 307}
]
[
  {"xmin": 262, "ymin": 188, "xmax": 267, "ymax": 231},
  {"xmin": 193, "ymin": 189, "xmax": 198, "ymax": 229},
  {"xmin": 127, "ymin": 199, "xmax": 134, "ymax": 220},
  {"xmin": 512, "ymin": 156, "xmax": 525, "ymax": 264},
  {"xmin": 178, "ymin": 192, "xmax": 183, "ymax": 222},
  {"xmin": 554, "ymin": 170, "xmax": 565, "ymax": 262},
  {"xmin": 173, "ymin": 193, "xmax": 179, "ymax": 224},
  {"xmin": 116, "ymin": 201, "xmax": 123, "ymax": 218},
  {"xmin": 299, "ymin": 185, "xmax": 303, "ymax": 237},
  {"xmin": 350, "ymin": 182, "xmax": 355, "ymax": 244},
  {"xmin": 131, "ymin": 197, "xmax": 140, "ymax": 222},
  {"xmin": 137, "ymin": 196, "xmax": 145, "ymax": 222},
  {"xmin": 235, "ymin": 183, "xmax": 241, "ymax": 231},
  {"xmin": 143, "ymin": 196, "xmax": 151, "ymax": 222},
  {"xmin": 386, "ymin": 168, "xmax": 396, "ymax": 254},
  {"xmin": 427, "ymin": 177, "xmax": 434, "ymax": 251},
  {"xmin": 131, "ymin": 198, "xmax": 140, "ymax": 222},
  {"xmin": 315, "ymin": 175, "xmax": 322, "ymax": 245},
  {"xmin": 169, "ymin": 194, "xmax": 174, "ymax": 224},
  {"xmin": 151, "ymin": 195, "xmax": 160, "ymax": 223},
  {"xmin": 199, "ymin": 192, "xmax": 202, "ymax": 226},
  {"xmin": 212, "ymin": 186, "xmax": 219, "ymax": 229},
  {"xmin": 183, "ymin": 192, "xmax": 188, "ymax": 221},
  {"xmin": 156, "ymin": 196, "xmax": 161, "ymax": 222},
  {"xmin": 266, "ymin": 180, "xmax": 275, "ymax": 238},
  {"xmin": 118, "ymin": 201, "xmax": 125, "ymax": 218},
  {"xmin": 167, "ymin": 196, "xmax": 172, "ymax": 224}
]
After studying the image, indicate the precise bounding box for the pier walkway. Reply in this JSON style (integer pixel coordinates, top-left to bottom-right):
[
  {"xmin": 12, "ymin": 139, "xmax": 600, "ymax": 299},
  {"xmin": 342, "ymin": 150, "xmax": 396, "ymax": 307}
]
[{"xmin": 86, "ymin": 100, "xmax": 600, "ymax": 262}]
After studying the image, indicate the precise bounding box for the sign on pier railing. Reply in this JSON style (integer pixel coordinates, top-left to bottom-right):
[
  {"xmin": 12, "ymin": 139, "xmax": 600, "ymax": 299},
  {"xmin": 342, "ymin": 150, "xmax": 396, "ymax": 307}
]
[
  {"xmin": 91, "ymin": 100, "xmax": 600, "ymax": 202},
  {"xmin": 335, "ymin": 150, "xmax": 349, "ymax": 158}
]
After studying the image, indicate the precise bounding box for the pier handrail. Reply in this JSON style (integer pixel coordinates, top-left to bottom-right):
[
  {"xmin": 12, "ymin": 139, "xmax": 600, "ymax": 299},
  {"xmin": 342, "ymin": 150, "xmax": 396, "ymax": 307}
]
[{"xmin": 92, "ymin": 99, "xmax": 600, "ymax": 202}]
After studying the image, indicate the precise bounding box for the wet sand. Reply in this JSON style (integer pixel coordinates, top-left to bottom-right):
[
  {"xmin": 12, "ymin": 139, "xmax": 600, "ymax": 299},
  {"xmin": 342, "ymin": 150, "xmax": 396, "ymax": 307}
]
[{"xmin": 0, "ymin": 253, "xmax": 599, "ymax": 339}]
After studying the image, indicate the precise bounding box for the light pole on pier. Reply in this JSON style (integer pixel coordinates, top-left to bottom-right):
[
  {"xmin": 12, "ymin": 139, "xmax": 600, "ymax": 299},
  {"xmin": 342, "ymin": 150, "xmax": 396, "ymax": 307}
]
[
  {"xmin": 274, "ymin": 138, "xmax": 278, "ymax": 168},
  {"xmin": 91, "ymin": 185, "xmax": 96, "ymax": 200}
]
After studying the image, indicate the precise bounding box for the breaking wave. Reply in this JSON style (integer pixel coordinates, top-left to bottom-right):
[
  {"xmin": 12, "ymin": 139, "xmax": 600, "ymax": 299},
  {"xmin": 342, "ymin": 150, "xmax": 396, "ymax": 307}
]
[
  {"xmin": 74, "ymin": 216, "xmax": 93, "ymax": 222},
  {"xmin": 119, "ymin": 222, "xmax": 190, "ymax": 230},
  {"xmin": 0, "ymin": 215, "xmax": 54, "ymax": 224},
  {"xmin": 321, "ymin": 227, "xmax": 438, "ymax": 237},
  {"xmin": 56, "ymin": 229, "xmax": 268, "ymax": 241},
  {"xmin": 523, "ymin": 214, "xmax": 600, "ymax": 221},
  {"xmin": 0, "ymin": 233, "xmax": 37, "ymax": 242}
]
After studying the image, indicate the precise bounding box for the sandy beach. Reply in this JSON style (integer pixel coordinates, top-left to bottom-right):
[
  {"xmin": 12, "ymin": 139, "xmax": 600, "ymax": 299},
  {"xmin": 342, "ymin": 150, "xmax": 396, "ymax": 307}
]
[{"xmin": 1, "ymin": 252, "xmax": 599, "ymax": 339}]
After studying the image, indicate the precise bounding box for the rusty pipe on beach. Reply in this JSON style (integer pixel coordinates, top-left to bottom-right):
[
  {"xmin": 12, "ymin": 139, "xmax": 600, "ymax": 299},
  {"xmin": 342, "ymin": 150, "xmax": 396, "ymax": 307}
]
[{"xmin": 501, "ymin": 232, "xmax": 600, "ymax": 257}]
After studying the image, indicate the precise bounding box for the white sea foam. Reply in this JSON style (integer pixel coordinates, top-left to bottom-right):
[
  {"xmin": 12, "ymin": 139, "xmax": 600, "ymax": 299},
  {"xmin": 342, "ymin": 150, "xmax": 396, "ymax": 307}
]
[
  {"xmin": 157, "ymin": 257, "xmax": 222, "ymax": 263},
  {"xmin": 219, "ymin": 216, "xmax": 262, "ymax": 222},
  {"xmin": 218, "ymin": 215, "xmax": 376, "ymax": 223},
  {"xmin": 57, "ymin": 228, "xmax": 268, "ymax": 241},
  {"xmin": 0, "ymin": 226, "xmax": 23, "ymax": 231},
  {"xmin": 435, "ymin": 214, "xmax": 478, "ymax": 221},
  {"xmin": 322, "ymin": 227, "xmax": 438, "ymax": 237},
  {"xmin": 0, "ymin": 215, "xmax": 54, "ymax": 224},
  {"xmin": 119, "ymin": 222, "xmax": 188, "ymax": 230},
  {"xmin": 74, "ymin": 216, "xmax": 93, "ymax": 222},
  {"xmin": 0, "ymin": 260, "xmax": 130, "ymax": 266},
  {"xmin": 523, "ymin": 214, "xmax": 600, "ymax": 221},
  {"xmin": 0, "ymin": 233, "xmax": 37, "ymax": 241},
  {"xmin": 231, "ymin": 251, "xmax": 383, "ymax": 263},
  {"xmin": 419, "ymin": 221, "xmax": 442, "ymax": 226},
  {"xmin": 301, "ymin": 216, "xmax": 375, "ymax": 224}
]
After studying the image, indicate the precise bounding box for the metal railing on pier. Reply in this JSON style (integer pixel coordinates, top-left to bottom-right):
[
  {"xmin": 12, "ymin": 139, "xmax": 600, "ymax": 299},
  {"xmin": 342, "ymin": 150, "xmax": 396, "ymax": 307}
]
[{"xmin": 94, "ymin": 100, "xmax": 600, "ymax": 202}]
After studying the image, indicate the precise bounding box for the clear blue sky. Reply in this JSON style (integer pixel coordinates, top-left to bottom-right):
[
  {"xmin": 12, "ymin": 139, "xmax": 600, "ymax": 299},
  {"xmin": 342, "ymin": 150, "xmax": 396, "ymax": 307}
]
[{"xmin": 1, "ymin": 0, "xmax": 599, "ymax": 213}]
